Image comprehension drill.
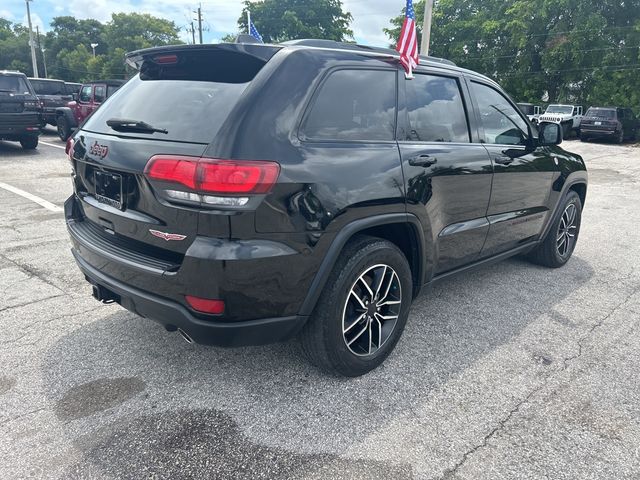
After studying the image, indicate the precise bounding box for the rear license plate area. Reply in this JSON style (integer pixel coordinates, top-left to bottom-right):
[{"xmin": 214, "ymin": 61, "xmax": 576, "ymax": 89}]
[{"xmin": 94, "ymin": 170, "xmax": 124, "ymax": 210}]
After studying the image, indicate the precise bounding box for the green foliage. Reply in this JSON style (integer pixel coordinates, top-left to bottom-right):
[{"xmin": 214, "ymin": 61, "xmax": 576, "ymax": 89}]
[
  {"xmin": 0, "ymin": 13, "xmax": 182, "ymax": 82},
  {"xmin": 386, "ymin": 0, "xmax": 640, "ymax": 113},
  {"xmin": 236, "ymin": 0, "xmax": 353, "ymax": 43}
]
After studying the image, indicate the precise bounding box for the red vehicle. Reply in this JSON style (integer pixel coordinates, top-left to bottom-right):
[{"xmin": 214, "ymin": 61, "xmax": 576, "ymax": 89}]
[{"xmin": 55, "ymin": 80, "xmax": 124, "ymax": 141}]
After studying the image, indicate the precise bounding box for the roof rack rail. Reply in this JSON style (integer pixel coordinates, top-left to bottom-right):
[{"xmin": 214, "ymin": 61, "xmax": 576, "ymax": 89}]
[{"xmin": 282, "ymin": 39, "xmax": 457, "ymax": 67}]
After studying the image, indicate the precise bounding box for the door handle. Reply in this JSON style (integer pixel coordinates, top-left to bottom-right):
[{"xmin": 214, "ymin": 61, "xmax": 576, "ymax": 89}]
[
  {"xmin": 494, "ymin": 155, "xmax": 514, "ymax": 166},
  {"xmin": 409, "ymin": 154, "xmax": 438, "ymax": 167}
]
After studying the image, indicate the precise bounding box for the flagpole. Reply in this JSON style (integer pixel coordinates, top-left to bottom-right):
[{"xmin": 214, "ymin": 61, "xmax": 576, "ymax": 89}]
[{"xmin": 247, "ymin": 10, "xmax": 251, "ymax": 34}]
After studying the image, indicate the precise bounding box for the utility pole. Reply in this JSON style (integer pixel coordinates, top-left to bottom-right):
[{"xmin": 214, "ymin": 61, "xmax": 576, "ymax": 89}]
[
  {"xmin": 25, "ymin": 0, "xmax": 39, "ymax": 78},
  {"xmin": 420, "ymin": 0, "xmax": 434, "ymax": 56},
  {"xmin": 36, "ymin": 25, "xmax": 47, "ymax": 78},
  {"xmin": 194, "ymin": 5, "xmax": 203, "ymax": 44},
  {"xmin": 190, "ymin": 21, "xmax": 196, "ymax": 45}
]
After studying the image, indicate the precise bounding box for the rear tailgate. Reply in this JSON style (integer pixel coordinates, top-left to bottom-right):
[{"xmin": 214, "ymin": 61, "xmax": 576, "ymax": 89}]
[{"xmin": 71, "ymin": 43, "xmax": 282, "ymax": 253}]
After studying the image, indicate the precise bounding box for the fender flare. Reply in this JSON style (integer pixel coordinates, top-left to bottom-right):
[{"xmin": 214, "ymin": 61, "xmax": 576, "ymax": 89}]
[
  {"xmin": 298, "ymin": 213, "xmax": 426, "ymax": 317},
  {"xmin": 540, "ymin": 174, "xmax": 587, "ymax": 241},
  {"xmin": 55, "ymin": 107, "xmax": 78, "ymax": 129}
]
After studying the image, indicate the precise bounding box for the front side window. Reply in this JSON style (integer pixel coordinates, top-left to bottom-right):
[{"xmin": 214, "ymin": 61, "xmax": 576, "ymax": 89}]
[
  {"xmin": 405, "ymin": 74, "xmax": 470, "ymax": 143},
  {"xmin": 471, "ymin": 82, "xmax": 529, "ymax": 146},
  {"xmin": 79, "ymin": 86, "xmax": 92, "ymax": 103},
  {"xmin": 302, "ymin": 69, "xmax": 396, "ymax": 141}
]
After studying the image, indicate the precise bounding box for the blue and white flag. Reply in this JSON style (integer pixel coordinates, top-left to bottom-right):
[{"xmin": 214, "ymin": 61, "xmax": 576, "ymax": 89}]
[{"xmin": 249, "ymin": 20, "xmax": 263, "ymax": 43}]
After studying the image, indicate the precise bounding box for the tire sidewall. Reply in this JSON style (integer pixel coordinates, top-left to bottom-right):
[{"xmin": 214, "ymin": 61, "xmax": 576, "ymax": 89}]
[{"xmin": 323, "ymin": 243, "xmax": 412, "ymax": 376}]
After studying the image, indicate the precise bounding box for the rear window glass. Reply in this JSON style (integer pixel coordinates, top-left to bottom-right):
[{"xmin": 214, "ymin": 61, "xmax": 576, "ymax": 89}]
[
  {"xmin": 586, "ymin": 108, "xmax": 615, "ymax": 119},
  {"xmin": 0, "ymin": 75, "xmax": 31, "ymax": 94},
  {"xmin": 84, "ymin": 76, "xmax": 248, "ymax": 144},
  {"xmin": 30, "ymin": 80, "xmax": 66, "ymax": 95},
  {"xmin": 302, "ymin": 69, "xmax": 397, "ymax": 141}
]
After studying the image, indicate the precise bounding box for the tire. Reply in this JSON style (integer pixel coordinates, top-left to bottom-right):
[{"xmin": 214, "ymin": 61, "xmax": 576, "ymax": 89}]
[
  {"xmin": 580, "ymin": 135, "xmax": 588, "ymax": 142},
  {"xmin": 617, "ymin": 129, "xmax": 624, "ymax": 144},
  {"xmin": 301, "ymin": 235, "xmax": 413, "ymax": 377},
  {"xmin": 528, "ymin": 191, "xmax": 582, "ymax": 268},
  {"xmin": 57, "ymin": 116, "xmax": 71, "ymax": 142},
  {"xmin": 562, "ymin": 122, "xmax": 572, "ymax": 140},
  {"xmin": 19, "ymin": 136, "xmax": 38, "ymax": 150}
]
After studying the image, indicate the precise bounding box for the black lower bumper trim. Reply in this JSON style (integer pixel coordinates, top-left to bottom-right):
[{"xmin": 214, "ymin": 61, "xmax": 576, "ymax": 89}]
[{"xmin": 72, "ymin": 249, "xmax": 308, "ymax": 347}]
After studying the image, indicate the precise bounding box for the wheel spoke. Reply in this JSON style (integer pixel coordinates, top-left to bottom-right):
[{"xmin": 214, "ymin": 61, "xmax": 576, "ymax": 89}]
[
  {"xmin": 358, "ymin": 276, "xmax": 374, "ymax": 299},
  {"xmin": 378, "ymin": 271, "xmax": 398, "ymax": 305},
  {"xmin": 349, "ymin": 289, "xmax": 367, "ymax": 311},
  {"xmin": 368, "ymin": 320, "xmax": 373, "ymax": 354},
  {"xmin": 378, "ymin": 299, "xmax": 401, "ymax": 307},
  {"xmin": 375, "ymin": 313, "xmax": 399, "ymax": 321},
  {"xmin": 375, "ymin": 317, "xmax": 383, "ymax": 349},
  {"xmin": 373, "ymin": 266, "xmax": 387, "ymax": 299},
  {"xmin": 567, "ymin": 205, "xmax": 577, "ymax": 225},
  {"xmin": 347, "ymin": 323, "xmax": 369, "ymax": 346},
  {"xmin": 343, "ymin": 312, "xmax": 366, "ymax": 334}
]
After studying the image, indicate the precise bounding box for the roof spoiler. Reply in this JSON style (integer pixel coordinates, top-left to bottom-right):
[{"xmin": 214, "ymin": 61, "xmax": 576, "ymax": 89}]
[{"xmin": 125, "ymin": 43, "xmax": 281, "ymax": 70}]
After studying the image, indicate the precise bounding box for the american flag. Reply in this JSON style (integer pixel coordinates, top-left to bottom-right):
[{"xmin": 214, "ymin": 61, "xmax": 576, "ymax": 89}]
[
  {"xmin": 396, "ymin": 0, "xmax": 420, "ymax": 74},
  {"xmin": 249, "ymin": 20, "xmax": 264, "ymax": 43}
]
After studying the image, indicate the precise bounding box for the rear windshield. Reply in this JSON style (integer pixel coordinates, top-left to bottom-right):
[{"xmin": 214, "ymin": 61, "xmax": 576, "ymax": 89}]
[
  {"xmin": 517, "ymin": 104, "xmax": 534, "ymax": 115},
  {"xmin": 0, "ymin": 75, "xmax": 32, "ymax": 95},
  {"xmin": 84, "ymin": 75, "xmax": 248, "ymax": 143},
  {"xmin": 585, "ymin": 108, "xmax": 615, "ymax": 119},
  {"xmin": 30, "ymin": 79, "xmax": 66, "ymax": 95},
  {"xmin": 65, "ymin": 83, "xmax": 81, "ymax": 95}
]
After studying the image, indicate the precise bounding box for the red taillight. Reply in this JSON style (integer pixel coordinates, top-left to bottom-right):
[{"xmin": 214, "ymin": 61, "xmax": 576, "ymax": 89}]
[
  {"xmin": 145, "ymin": 155, "xmax": 280, "ymax": 195},
  {"xmin": 185, "ymin": 296, "xmax": 225, "ymax": 314},
  {"xmin": 66, "ymin": 137, "xmax": 74, "ymax": 162},
  {"xmin": 146, "ymin": 157, "xmax": 198, "ymax": 189}
]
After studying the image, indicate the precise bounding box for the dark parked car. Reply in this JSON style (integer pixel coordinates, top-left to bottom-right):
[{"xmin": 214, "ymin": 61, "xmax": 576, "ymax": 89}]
[
  {"xmin": 28, "ymin": 77, "xmax": 73, "ymax": 127},
  {"xmin": 0, "ymin": 70, "xmax": 40, "ymax": 149},
  {"xmin": 65, "ymin": 41, "xmax": 588, "ymax": 376},
  {"xmin": 56, "ymin": 79, "xmax": 124, "ymax": 141},
  {"xmin": 580, "ymin": 107, "xmax": 638, "ymax": 143},
  {"xmin": 65, "ymin": 82, "xmax": 82, "ymax": 97}
]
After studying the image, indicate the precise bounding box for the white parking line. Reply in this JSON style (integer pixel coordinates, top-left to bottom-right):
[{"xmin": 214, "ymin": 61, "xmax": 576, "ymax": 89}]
[
  {"xmin": 0, "ymin": 182, "xmax": 63, "ymax": 212},
  {"xmin": 40, "ymin": 141, "xmax": 65, "ymax": 150}
]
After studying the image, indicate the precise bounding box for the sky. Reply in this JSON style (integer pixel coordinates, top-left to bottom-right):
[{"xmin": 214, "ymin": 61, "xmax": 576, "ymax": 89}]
[{"xmin": 1, "ymin": 0, "xmax": 400, "ymax": 47}]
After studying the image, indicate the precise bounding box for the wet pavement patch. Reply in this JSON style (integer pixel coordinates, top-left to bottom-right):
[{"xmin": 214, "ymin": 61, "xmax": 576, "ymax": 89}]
[
  {"xmin": 0, "ymin": 376, "xmax": 16, "ymax": 395},
  {"xmin": 55, "ymin": 377, "xmax": 146, "ymax": 421},
  {"xmin": 65, "ymin": 408, "xmax": 413, "ymax": 479}
]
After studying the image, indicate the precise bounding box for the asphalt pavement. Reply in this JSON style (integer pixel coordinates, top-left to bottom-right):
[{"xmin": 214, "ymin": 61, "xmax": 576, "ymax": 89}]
[{"xmin": 1, "ymin": 129, "xmax": 639, "ymax": 479}]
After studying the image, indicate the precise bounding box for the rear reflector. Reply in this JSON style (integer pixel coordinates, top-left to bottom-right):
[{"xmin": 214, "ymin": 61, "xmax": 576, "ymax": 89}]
[
  {"xmin": 145, "ymin": 155, "xmax": 280, "ymax": 195},
  {"xmin": 185, "ymin": 296, "xmax": 225, "ymax": 314},
  {"xmin": 66, "ymin": 137, "xmax": 75, "ymax": 163}
]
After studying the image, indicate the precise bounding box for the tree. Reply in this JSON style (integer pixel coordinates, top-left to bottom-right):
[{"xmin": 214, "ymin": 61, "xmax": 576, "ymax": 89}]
[{"xmin": 236, "ymin": 0, "xmax": 353, "ymax": 43}]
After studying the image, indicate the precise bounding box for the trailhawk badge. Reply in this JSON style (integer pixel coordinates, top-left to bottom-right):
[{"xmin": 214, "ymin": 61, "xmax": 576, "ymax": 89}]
[{"xmin": 149, "ymin": 229, "xmax": 187, "ymax": 241}]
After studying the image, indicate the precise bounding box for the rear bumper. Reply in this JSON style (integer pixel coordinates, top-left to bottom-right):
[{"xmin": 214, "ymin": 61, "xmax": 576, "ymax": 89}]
[
  {"xmin": 0, "ymin": 113, "xmax": 40, "ymax": 137},
  {"xmin": 580, "ymin": 128, "xmax": 617, "ymax": 137},
  {"xmin": 72, "ymin": 250, "xmax": 307, "ymax": 346}
]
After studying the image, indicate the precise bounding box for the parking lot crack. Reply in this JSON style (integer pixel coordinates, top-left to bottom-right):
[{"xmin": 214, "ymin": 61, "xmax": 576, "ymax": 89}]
[
  {"xmin": 440, "ymin": 385, "xmax": 544, "ymax": 479},
  {"xmin": 0, "ymin": 253, "xmax": 66, "ymax": 294}
]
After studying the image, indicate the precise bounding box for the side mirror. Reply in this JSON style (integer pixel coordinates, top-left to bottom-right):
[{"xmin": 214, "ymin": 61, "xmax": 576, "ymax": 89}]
[
  {"xmin": 539, "ymin": 122, "xmax": 562, "ymax": 146},
  {"xmin": 72, "ymin": 93, "xmax": 78, "ymax": 101}
]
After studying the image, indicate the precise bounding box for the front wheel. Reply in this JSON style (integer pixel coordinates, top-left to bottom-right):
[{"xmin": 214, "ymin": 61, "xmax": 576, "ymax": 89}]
[
  {"xmin": 57, "ymin": 116, "xmax": 71, "ymax": 142},
  {"xmin": 528, "ymin": 191, "xmax": 582, "ymax": 268},
  {"xmin": 19, "ymin": 136, "xmax": 38, "ymax": 150},
  {"xmin": 617, "ymin": 129, "xmax": 625, "ymax": 144},
  {"xmin": 301, "ymin": 236, "xmax": 413, "ymax": 377}
]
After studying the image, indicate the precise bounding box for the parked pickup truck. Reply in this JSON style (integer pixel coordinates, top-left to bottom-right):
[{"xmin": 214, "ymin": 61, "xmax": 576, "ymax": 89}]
[
  {"xmin": 55, "ymin": 79, "xmax": 125, "ymax": 141},
  {"xmin": 539, "ymin": 104, "xmax": 583, "ymax": 139}
]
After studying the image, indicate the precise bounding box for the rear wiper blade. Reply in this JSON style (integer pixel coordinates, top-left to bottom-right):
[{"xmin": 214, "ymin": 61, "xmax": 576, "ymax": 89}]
[{"xmin": 106, "ymin": 118, "xmax": 168, "ymax": 134}]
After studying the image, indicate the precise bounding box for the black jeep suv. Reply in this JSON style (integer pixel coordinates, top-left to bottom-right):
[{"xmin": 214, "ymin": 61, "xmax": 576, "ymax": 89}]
[
  {"xmin": 65, "ymin": 41, "xmax": 587, "ymax": 376},
  {"xmin": 0, "ymin": 70, "xmax": 40, "ymax": 149},
  {"xmin": 580, "ymin": 106, "xmax": 638, "ymax": 143}
]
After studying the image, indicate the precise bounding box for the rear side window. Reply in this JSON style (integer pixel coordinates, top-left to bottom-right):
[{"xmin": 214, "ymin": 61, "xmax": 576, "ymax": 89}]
[
  {"xmin": 302, "ymin": 69, "xmax": 397, "ymax": 141},
  {"xmin": 30, "ymin": 80, "xmax": 66, "ymax": 95},
  {"xmin": 94, "ymin": 86, "xmax": 106, "ymax": 103},
  {"xmin": 405, "ymin": 74, "xmax": 470, "ymax": 143}
]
